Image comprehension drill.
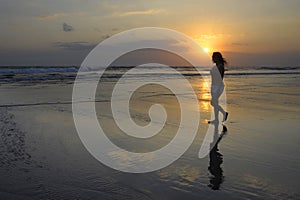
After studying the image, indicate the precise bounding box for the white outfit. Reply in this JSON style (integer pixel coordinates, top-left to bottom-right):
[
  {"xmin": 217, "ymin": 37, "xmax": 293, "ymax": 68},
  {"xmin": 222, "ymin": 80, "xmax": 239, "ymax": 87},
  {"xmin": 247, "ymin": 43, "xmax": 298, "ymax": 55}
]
[{"xmin": 210, "ymin": 66, "xmax": 224, "ymax": 97}]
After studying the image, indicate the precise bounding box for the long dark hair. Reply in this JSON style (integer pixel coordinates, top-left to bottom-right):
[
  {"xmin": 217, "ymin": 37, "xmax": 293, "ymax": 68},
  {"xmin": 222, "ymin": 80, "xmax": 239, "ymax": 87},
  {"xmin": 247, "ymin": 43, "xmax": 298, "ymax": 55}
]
[{"xmin": 212, "ymin": 52, "xmax": 227, "ymax": 65}]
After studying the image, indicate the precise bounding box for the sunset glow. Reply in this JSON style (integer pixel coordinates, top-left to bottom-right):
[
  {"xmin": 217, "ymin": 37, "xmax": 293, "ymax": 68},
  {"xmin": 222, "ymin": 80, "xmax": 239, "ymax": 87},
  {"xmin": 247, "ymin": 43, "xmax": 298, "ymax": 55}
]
[
  {"xmin": 0, "ymin": 0, "xmax": 299, "ymax": 66},
  {"xmin": 203, "ymin": 48, "xmax": 210, "ymax": 54}
]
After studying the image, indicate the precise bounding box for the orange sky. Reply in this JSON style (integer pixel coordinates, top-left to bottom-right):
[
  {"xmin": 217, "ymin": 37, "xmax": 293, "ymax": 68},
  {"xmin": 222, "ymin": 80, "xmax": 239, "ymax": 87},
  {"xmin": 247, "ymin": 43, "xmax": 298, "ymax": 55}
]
[{"xmin": 0, "ymin": 0, "xmax": 299, "ymax": 66}]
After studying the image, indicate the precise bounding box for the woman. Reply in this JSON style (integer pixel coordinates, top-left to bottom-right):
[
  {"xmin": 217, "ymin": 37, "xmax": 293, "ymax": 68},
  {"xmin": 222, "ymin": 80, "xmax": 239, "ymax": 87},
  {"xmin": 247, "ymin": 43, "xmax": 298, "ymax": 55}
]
[{"xmin": 209, "ymin": 52, "xmax": 228, "ymax": 123}]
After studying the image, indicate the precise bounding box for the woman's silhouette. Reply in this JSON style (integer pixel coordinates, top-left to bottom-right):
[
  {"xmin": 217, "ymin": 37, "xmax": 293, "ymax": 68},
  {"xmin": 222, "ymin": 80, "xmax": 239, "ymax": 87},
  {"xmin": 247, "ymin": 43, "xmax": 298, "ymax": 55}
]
[{"xmin": 209, "ymin": 52, "xmax": 228, "ymax": 123}]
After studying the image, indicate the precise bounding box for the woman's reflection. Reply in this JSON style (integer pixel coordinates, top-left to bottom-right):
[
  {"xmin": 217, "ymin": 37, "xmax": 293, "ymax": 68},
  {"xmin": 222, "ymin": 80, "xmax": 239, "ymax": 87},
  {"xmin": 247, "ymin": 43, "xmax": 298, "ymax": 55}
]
[{"xmin": 208, "ymin": 124, "xmax": 227, "ymax": 190}]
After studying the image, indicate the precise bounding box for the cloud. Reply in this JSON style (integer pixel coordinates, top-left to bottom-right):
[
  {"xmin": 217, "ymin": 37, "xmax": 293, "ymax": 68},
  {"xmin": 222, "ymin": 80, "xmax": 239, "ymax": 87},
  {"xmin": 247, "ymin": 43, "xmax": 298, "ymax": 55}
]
[
  {"xmin": 34, "ymin": 12, "xmax": 86, "ymax": 20},
  {"xmin": 232, "ymin": 42, "xmax": 249, "ymax": 46},
  {"xmin": 53, "ymin": 41, "xmax": 96, "ymax": 51},
  {"xmin": 115, "ymin": 9, "xmax": 165, "ymax": 17},
  {"xmin": 35, "ymin": 13, "xmax": 67, "ymax": 20},
  {"xmin": 198, "ymin": 34, "xmax": 218, "ymax": 40},
  {"xmin": 94, "ymin": 27, "xmax": 119, "ymax": 34},
  {"xmin": 198, "ymin": 34, "xmax": 232, "ymax": 40},
  {"xmin": 63, "ymin": 22, "xmax": 74, "ymax": 32}
]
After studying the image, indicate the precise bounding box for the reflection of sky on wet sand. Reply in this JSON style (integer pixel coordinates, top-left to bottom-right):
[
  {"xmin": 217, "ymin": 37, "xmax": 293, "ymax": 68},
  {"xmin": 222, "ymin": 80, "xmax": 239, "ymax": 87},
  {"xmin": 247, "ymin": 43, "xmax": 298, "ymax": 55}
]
[
  {"xmin": 188, "ymin": 76, "xmax": 212, "ymax": 113},
  {"xmin": 158, "ymin": 165, "xmax": 202, "ymax": 187},
  {"xmin": 197, "ymin": 81, "xmax": 211, "ymax": 113},
  {"xmin": 107, "ymin": 150, "xmax": 155, "ymax": 170}
]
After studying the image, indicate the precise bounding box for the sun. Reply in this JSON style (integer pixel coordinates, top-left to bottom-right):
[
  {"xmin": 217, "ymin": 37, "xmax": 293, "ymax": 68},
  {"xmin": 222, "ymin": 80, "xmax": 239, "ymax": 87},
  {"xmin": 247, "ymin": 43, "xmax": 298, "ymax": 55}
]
[{"xmin": 203, "ymin": 47, "xmax": 210, "ymax": 53}]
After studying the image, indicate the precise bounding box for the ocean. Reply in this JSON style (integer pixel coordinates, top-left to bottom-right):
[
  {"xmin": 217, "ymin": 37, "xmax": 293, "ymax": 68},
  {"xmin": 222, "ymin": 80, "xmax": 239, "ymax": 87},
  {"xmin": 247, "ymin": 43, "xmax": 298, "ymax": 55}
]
[{"xmin": 0, "ymin": 65, "xmax": 299, "ymax": 83}]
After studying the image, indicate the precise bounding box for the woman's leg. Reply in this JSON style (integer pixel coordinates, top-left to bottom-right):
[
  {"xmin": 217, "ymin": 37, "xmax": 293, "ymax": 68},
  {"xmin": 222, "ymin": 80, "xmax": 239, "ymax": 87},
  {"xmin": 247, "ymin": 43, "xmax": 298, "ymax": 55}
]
[
  {"xmin": 211, "ymin": 89, "xmax": 228, "ymax": 122},
  {"xmin": 219, "ymin": 105, "xmax": 225, "ymax": 116},
  {"xmin": 211, "ymin": 95, "xmax": 220, "ymax": 122}
]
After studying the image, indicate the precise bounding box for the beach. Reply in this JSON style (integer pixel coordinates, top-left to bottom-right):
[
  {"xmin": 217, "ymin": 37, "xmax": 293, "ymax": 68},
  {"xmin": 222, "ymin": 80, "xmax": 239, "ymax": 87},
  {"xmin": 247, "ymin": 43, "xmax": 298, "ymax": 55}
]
[{"xmin": 0, "ymin": 66, "xmax": 299, "ymax": 199}]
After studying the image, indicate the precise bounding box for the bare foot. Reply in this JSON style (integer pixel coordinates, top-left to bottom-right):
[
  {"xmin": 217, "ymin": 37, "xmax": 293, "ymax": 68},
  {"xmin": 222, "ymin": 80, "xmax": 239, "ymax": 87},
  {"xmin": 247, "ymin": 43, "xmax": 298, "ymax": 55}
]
[{"xmin": 222, "ymin": 112, "xmax": 228, "ymax": 122}]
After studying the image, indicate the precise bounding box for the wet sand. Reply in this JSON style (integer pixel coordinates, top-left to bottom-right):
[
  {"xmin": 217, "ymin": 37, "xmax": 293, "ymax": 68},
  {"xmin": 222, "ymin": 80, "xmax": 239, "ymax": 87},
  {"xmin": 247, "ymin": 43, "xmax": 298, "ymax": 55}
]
[{"xmin": 0, "ymin": 71, "xmax": 299, "ymax": 199}]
